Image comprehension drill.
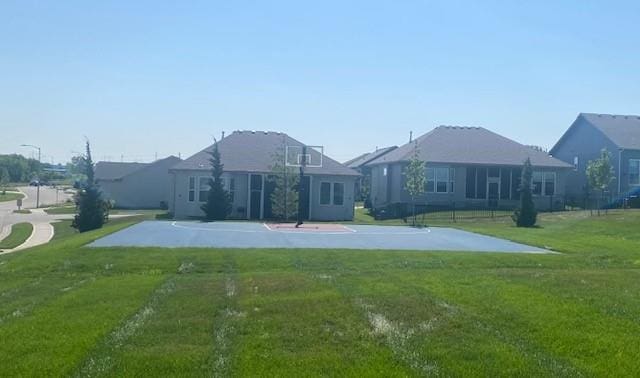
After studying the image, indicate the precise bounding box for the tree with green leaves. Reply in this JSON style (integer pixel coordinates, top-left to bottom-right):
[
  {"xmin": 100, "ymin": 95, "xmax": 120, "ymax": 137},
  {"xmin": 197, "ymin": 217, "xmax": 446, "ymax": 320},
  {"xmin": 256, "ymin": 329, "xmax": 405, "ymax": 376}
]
[
  {"xmin": 586, "ymin": 148, "xmax": 616, "ymax": 213},
  {"xmin": 201, "ymin": 141, "xmax": 231, "ymax": 221},
  {"xmin": 269, "ymin": 143, "xmax": 299, "ymax": 221},
  {"xmin": 512, "ymin": 158, "xmax": 537, "ymax": 227},
  {"xmin": 72, "ymin": 141, "xmax": 109, "ymax": 232},
  {"xmin": 403, "ymin": 142, "xmax": 426, "ymax": 226},
  {"xmin": 0, "ymin": 167, "xmax": 9, "ymax": 195}
]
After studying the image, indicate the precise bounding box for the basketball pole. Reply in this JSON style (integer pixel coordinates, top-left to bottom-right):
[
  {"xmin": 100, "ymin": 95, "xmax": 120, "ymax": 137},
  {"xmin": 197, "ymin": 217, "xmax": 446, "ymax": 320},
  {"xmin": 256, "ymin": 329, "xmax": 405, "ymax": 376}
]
[{"xmin": 295, "ymin": 145, "xmax": 307, "ymax": 228}]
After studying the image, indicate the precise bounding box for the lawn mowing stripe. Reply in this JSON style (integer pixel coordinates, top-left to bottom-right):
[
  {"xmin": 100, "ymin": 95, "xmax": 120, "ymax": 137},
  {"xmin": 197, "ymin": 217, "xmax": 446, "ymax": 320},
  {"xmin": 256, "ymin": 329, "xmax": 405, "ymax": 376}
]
[
  {"xmin": 0, "ymin": 274, "xmax": 164, "ymax": 377},
  {"xmin": 409, "ymin": 270, "xmax": 640, "ymax": 375},
  {"xmin": 73, "ymin": 276, "xmax": 178, "ymax": 377},
  {"xmin": 233, "ymin": 270, "xmax": 414, "ymax": 376}
]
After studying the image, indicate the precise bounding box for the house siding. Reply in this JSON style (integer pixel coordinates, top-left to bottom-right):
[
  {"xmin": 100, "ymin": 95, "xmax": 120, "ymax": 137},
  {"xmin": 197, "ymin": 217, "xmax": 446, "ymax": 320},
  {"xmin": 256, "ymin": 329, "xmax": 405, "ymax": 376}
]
[
  {"xmin": 370, "ymin": 162, "xmax": 567, "ymax": 211},
  {"xmin": 171, "ymin": 170, "xmax": 356, "ymax": 221},
  {"xmin": 98, "ymin": 158, "xmax": 178, "ymax": 209},
  {"xmin": 552, "ymin": 117, "xmax": 621, "ymax": 197}
]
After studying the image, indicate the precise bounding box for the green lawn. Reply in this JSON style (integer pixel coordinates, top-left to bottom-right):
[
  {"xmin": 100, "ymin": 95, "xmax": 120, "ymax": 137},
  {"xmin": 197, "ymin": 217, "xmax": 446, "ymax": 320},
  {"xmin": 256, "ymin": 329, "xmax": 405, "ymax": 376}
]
[
  {"xmin": 0, "ymin": 191, "xmax": 24, "ymax": 203},
  {"xmin": 1, "ymin": 211, "xmax": 640, "ymax": 376},
  {"xmin": 0, "ymin": 222, "xmax": 33, "ymax": 249}
]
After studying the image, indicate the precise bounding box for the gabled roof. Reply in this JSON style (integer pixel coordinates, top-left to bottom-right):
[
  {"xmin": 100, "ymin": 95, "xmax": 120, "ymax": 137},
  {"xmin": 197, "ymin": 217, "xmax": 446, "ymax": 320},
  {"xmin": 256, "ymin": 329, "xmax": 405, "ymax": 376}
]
[
  {"xmin": 367, "ymin": 126, "xmax": 572, "ymax": 168},
  {"xmin": 95, "ymin": 156, "xmax": 182, "ymax": 181},
  {"xmin": 171, "ymin": 131, "xmax": 360, "ymax": 176},
  {"xmin": 95, "ymin": 162, "xmax": 148, "ymax": 180},
  {"xmin": 553, "ymin": 113, "xmax": 640, "ymax": 152},
  {"xmin": 344, "ymin": 146, "xmax": 397, "ymax": 169}
]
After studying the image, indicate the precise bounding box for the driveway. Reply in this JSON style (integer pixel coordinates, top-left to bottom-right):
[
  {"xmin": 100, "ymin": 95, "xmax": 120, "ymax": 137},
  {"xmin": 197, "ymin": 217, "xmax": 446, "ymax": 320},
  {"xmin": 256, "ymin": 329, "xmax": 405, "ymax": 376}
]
[{"xmin": 90, "ymin": 221, "xmax": 550, "ymax": 253}]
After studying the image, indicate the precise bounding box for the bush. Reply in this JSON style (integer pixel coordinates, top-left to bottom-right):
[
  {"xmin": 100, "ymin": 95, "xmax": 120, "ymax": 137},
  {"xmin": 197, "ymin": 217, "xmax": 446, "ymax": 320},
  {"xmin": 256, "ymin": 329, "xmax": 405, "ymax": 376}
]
[{"xmin": 512, "ymin": 158, "xmax": 537, "ymax": 227}]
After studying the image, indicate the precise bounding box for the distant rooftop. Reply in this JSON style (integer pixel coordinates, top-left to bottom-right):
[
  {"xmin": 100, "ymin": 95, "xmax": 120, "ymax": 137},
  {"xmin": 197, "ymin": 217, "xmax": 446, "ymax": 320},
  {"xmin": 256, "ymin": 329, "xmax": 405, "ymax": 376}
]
[
  {"xmin": 579, "ymin": 113, "xmax": 640, "ymax": 150},
  {"xmin": 344, "ymin": 146, "xmax": 397, "ymax": 169},
  {"xmin": 367, "ymin": 125, "xmax": 571, "ymax": 168}
]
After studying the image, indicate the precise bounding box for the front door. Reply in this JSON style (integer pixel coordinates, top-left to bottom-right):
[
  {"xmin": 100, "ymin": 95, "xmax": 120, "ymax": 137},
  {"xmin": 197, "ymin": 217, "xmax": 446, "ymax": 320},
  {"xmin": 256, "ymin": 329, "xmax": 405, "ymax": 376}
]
[
  {"xmin": 249, "ymin": 174, "xmax": 263, "ymax": 219},
  {"xmin": 488, "ymin": 180, "xmax": 499, "ymax": 208}
]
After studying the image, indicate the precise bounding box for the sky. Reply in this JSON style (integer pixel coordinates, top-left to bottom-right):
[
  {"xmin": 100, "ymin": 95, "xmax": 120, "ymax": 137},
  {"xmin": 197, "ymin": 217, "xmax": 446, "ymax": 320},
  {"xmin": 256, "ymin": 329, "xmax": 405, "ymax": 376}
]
[{"xmin": 1, "ymin": 1, "xmax": 640, "ymax": 164}]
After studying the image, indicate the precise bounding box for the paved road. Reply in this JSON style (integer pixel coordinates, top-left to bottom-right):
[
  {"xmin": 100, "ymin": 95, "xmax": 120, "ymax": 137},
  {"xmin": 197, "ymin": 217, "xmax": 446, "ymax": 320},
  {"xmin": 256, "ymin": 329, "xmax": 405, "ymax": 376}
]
[{"xmin": 0, "ymin": 187, "xmax": 74, "ymax": 253}]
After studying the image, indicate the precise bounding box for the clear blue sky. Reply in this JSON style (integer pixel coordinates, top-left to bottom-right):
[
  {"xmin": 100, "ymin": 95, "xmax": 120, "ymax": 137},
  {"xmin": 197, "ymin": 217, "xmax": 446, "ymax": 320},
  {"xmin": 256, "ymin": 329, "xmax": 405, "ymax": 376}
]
[{"xmin": 1, "ymin": 1, "xmax": 639, "ymax": 164}]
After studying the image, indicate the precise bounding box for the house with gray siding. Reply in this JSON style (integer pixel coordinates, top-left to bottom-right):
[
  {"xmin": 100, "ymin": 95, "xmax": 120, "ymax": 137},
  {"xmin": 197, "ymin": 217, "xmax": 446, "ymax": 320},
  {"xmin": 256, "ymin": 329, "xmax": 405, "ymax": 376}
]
[
  {"xmin": 550, "ymin": 113, "xmax": 640, "ymax": 202},
  {"xmin": 168, "ymin": 131, "xmax": 360, "ymax": 221},
  {"xmin": 95, "ymin": 156, "xmax": 181, "ymax": 209},
  {"xmin": 344, "ymin": 146, "xmax": 397, "ymax": 202},
  {"xmin": 366, "ymin": 126, "xmax": 572, "ymax": 212}
]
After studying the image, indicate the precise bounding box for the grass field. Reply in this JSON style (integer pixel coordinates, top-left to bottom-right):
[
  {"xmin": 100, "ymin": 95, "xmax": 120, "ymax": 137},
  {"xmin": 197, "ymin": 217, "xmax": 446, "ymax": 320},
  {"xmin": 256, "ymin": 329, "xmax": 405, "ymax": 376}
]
[
  {"xmin": 1, "ymin": 211, "xmax": 639, "ymax": 376},
  {"xmin": 0, "ymin": 222, "xmax": 33, "ymax": 249},
  {"xmin": 0, "ymin": 191, "xmax": 24, "ymax": 203}
]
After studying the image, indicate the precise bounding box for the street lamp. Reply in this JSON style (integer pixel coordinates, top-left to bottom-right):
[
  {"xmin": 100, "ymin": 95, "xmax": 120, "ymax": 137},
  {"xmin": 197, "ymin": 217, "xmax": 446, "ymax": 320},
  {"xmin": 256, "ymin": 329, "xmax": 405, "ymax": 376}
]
[{"xmin": 21, "ymin": 144, "xmax": 41, "ymax": 208}]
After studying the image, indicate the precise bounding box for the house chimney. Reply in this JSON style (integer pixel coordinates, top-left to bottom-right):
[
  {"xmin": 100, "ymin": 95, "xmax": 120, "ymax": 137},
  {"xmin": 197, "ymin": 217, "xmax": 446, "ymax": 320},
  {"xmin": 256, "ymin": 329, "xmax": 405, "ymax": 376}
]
[
  {"xmin": 409, "ymin": 131, "xmax": 413, "ymax": 143},
  {"xmin": 221, "ymin": 131, "xmax": 225, "ymax": 140}
]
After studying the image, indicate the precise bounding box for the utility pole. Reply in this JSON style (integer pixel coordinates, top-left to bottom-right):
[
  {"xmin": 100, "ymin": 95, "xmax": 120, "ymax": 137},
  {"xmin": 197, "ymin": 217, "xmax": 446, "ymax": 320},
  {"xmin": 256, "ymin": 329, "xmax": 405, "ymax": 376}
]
[{"xmin": 21, "ymin": 144, "xmax": 41, "ymax": 208}]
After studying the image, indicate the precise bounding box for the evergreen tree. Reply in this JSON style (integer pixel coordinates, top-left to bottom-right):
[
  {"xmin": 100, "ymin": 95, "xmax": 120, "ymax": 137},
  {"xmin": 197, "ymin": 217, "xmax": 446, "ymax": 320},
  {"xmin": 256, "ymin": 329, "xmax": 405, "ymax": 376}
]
[
  {"xmin": 269, "ymin": 143, "xmax": 299, "ymax": 221},
  {"xmin": 72, "ymin": 141, "xmax": 108, "ymax": 232},
  {"xmin": 512, "ymin": 158, "xmax": 537, "ymax": 227},
  {"xmin": 201, "ymin": 141, "xmax": 231, "ymax": 221},
  {"xmin": 403, "ymin": 142, "xmax": 426, "ymax": 226},
  {"xmin": 586, "ymin": 148, "xmax": 615, "ymax": 213},
  {"xmin": 0, "ymin": 167, "xmax": 9, "ymax": 195}
]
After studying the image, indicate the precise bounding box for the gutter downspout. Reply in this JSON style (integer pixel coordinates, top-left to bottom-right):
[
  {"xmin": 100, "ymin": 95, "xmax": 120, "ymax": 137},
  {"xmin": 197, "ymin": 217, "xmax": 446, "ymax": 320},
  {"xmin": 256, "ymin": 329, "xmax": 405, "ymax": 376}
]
[{"xmin": 618, "ymin": 148, "xmax": 624, "ymax": 196}]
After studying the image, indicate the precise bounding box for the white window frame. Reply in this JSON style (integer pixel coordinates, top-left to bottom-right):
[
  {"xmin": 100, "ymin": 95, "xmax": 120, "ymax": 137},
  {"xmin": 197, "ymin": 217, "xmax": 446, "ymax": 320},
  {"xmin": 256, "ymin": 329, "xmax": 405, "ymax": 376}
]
[
  {"xmin": 630, "ymin": 159, "xmax": 640, "ymax": 186},
  {"xmin": 188, "ymin": 176, "xmax": 196, "ymax": 202},
  {"xmin": 426, "ymin": 167, "xmax": 453, "ymax": 194},
  {"xmin": 319, "ymin": 181, "xmax": 345, "ymax": 206},
  {"xmin": 543, "ymin": 171, "xmax": 556, "ymax": 196},
  {"xmin": 198, "ymin": 176, "xmax": 210, "ymax": 203}
]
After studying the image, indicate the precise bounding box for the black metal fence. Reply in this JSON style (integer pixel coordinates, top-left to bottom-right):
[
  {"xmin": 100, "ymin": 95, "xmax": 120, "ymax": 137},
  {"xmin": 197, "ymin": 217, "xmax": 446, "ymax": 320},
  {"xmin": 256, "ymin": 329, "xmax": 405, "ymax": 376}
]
[{"xmin": 369, "ymin": 194, "xmax": 640, "ymax": 224}]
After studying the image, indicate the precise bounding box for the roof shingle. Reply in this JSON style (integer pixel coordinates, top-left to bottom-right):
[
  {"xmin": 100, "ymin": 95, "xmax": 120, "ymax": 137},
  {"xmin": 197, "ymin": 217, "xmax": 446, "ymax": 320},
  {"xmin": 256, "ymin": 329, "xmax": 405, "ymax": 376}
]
[
  {"xmin": 367, "ymin": 126, "xmax": 571, "ymax": 168},
  {"xmin": 580, "ymin": 113, "xmax": 640, "ymax": 150},
  {"xmin": 171, "ymin": 131, "xmax": 359, "ymax": 176}
]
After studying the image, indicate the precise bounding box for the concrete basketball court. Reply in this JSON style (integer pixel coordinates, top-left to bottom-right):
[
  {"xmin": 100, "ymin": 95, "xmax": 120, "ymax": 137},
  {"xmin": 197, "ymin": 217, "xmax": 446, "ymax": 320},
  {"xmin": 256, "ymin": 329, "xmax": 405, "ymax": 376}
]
[{"xmin": 90, "ymin": 221, "xmax": 549, "ymax": 253}]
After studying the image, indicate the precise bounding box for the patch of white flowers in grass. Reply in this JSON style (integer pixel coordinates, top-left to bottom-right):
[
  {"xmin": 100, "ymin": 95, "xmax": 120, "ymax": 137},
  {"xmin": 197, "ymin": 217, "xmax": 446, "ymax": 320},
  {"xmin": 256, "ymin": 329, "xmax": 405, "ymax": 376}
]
[
  {"xmin": 104, "ymin": 263, "xmax": 114, "ymax": 271},
  {"xmin": 357, "ymin": 299, "xmax": 439, "ymax": 375},
  {"xmin": 177, "ymin": 261, "xmax": 195, "ymax": 274},
  {"xmin": 75, "ymin": 279, "xmax": 176, "ymax": 378},
  {"xmin": 225, "ymin": 277, "xmax": 236, "ymax": 298}
]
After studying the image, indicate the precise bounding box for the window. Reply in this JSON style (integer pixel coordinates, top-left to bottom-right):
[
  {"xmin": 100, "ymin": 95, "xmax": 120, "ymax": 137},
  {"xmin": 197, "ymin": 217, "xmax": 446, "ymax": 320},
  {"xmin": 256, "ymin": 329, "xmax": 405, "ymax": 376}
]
[
  {"xmin": 436, "ymin": 168, "xmax": 449, "ymax": 193},
  {"xmin": 574, "ymin": 156, "xmax": 579, "ymax": 172},
  {"xmin": 544, "ymin": 172, "xmax": 556, "ymax": 196},
  {"xmin": 383, "ymin": 167, "xmax": 387, "ymax": 176},
  {"xmin": 466, "ymin": 167, "xmax": 476, "ymax": 198},
  {"xmin": 630, "ymin": 159, "xmax": 640, "ymax": 186},
  {"xmin": 500, "ymin": 168, "xmax": 511, "ymax": 200},
  {"xmin": 477, "ymin": 168, "xmax": 487, "ymax": 199},
  {"xmin": 426, "ymin": 167, "xmax": 452, "ymax": 193},
  {"xmin": 228, "ymin": 178, "xmax": 236, "ymax": 202},
  {"xmin": 511, "ymin": 169, "xmax": 522, "ymax": 200},
  {"xmin": 333, "ymin": 183, "xmax": 344, "ymax": 205},
  {"xmin": 188, "ymin": 177, "xmax": 196, "ymax": 202},
  {"xmin": 320, "ymin": 182, "xmax": 345, "ymax": 206},
  {"xmin": 532, "ymin": 172, "xmax": 543, "ymax": 195},
  {"xmin": 320, "ymin": 182, "xmax": 331, "ymax": 205},
  {"xmin": 198, "ymin": 177, "xmax": 210, "ymax": 202},
  {"xmin": 426, "ymin": 168, "xmax": 435, "ymax": 193}
]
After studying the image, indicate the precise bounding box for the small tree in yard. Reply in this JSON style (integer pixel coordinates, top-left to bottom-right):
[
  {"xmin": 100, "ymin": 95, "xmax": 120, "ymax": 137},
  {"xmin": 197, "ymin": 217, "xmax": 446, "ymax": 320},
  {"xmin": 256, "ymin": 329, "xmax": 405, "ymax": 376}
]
[
  {"xmin": 512, "ymin": 158, "xmax": 537, "ymax": 227},
  {"xmin": 403, "ymin": 143, "xmax": 426, "ymax": 226},
  {"xmin": 269, "ymin": 143, "xmax": 299, "ymax": 221},
  {"xmin": 586, "ymin": 148, "xmax": 616, "ymax": 214},
  {"xmin": 72, "ymin": 141, "xmax": 109, "ymax": 232},
  {"xmin": 0, "ymin": 167, "xmax": 9, "ymax": 194},
  {"xmin": 201, "ymin": 141, "xmax": 231, "ymax": 221}
]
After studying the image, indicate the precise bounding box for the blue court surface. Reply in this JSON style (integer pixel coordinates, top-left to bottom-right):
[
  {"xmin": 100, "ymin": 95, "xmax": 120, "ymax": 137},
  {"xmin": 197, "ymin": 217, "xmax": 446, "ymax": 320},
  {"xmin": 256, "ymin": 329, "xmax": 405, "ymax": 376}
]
[{"xmin": 89, "ymin": 221, "xmax": 550, "ymax": 253}]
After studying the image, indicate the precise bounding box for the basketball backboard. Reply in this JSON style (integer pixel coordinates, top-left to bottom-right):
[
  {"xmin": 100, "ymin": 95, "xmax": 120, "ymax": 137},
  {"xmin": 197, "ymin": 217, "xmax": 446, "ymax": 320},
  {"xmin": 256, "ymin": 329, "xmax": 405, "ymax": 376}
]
[{"xmin": 285, "ymin": 145, "xmax": 324, "ymax": 168}]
